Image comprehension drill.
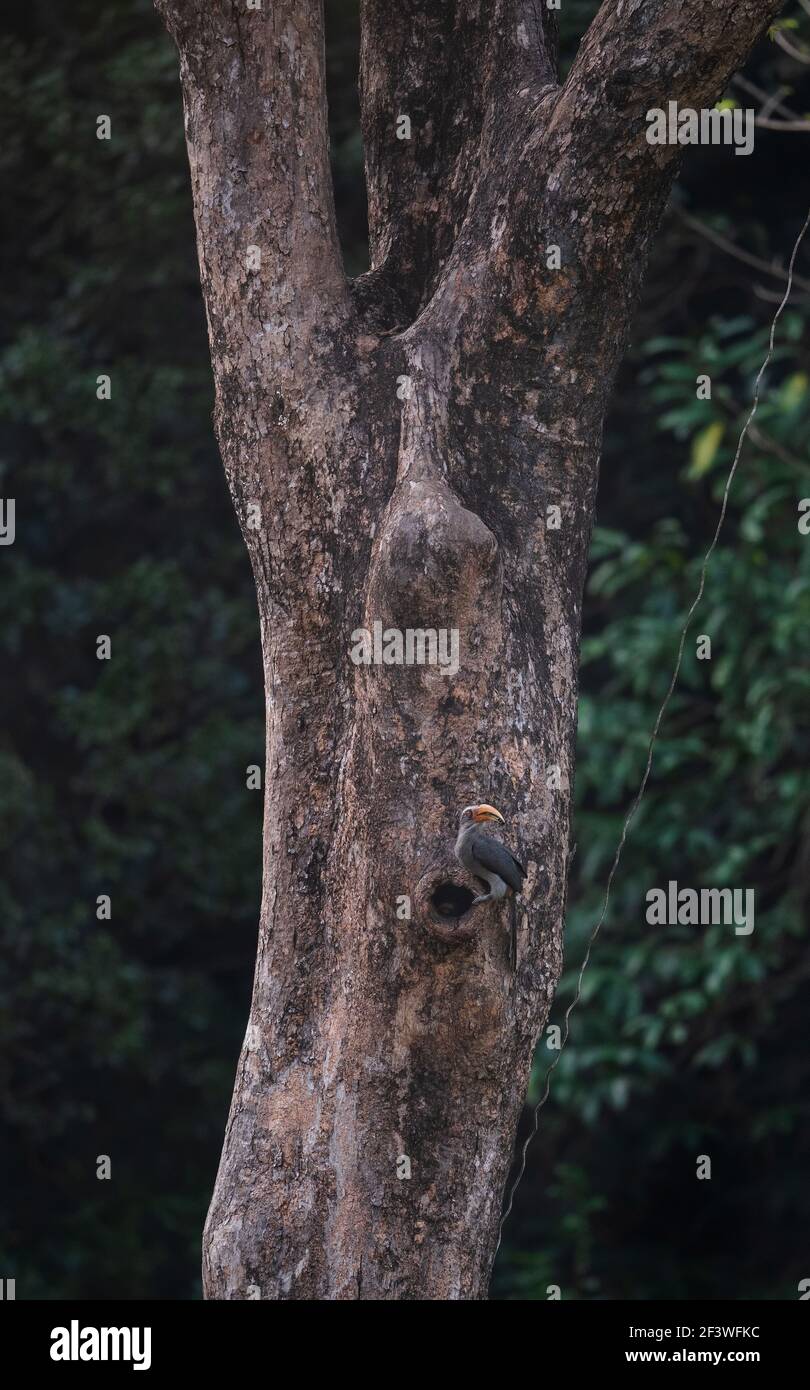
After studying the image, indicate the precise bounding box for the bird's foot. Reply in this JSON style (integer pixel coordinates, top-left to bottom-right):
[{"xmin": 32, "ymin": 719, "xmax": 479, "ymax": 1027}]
[{"xmin": 470, "ymin": 893, "xmax": 492, "ymax": 906}]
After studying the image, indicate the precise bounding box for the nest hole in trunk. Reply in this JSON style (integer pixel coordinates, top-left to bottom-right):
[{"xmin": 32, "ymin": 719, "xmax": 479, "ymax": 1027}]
[{"xmin": 430, "ymin": 882, "xmax": 477, "ymax": 919}]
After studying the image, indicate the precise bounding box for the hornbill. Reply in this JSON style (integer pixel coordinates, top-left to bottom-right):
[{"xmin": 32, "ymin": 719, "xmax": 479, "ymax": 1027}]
[{"xmin": 455, "ymin": 804, "xmax": 526, "ymax": 969}]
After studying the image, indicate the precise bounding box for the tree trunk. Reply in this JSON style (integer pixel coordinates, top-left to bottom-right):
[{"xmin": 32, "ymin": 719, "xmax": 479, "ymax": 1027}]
[{"xmin": 155, "ymin": 0, "xmax": 784, "ymax": 1300}]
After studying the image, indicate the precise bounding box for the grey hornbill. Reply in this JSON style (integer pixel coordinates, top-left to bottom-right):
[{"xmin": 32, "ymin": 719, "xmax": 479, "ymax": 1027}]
[{"xmin": 455, "ymin": 804, "xmax": 526, "ymax": 968}]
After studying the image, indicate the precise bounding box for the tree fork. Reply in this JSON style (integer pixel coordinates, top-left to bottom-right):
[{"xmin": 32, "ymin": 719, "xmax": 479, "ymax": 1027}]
[{"xmin": 155, "ymin": 0, "xmax": 785, "ymax": 1299}]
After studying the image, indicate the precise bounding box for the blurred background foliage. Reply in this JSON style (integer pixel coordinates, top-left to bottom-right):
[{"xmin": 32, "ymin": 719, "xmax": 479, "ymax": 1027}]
[{"xmin": 0, "ymin": 0, "xmax": 807, "ymax": 1299}]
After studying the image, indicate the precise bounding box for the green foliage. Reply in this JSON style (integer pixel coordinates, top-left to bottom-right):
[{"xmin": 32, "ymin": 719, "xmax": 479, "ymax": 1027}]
[
  {"xmin": 0, "ymin": 1, "xmax": 263, "ymax": 1298},
  {"xmin": 2, "ymin": 0, "xmax": 809, "ymax": 1301}
]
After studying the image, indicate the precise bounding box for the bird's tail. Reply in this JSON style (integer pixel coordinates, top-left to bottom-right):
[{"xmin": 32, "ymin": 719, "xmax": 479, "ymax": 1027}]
[{"xmin": 509, "ymin": 895, "xmax": 518, "ymax": 971}]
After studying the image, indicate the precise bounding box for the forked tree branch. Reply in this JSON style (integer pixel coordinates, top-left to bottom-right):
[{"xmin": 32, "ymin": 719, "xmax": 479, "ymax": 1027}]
[{"xmin": 154, "ymin": 0, "xmax": 794, "ymax": 1302}]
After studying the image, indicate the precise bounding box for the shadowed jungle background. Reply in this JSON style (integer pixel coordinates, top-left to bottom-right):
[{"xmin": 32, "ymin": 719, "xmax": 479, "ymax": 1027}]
[{"xmin": 1, "ymin": 0, "xmax": 808, "ymax": 1299}]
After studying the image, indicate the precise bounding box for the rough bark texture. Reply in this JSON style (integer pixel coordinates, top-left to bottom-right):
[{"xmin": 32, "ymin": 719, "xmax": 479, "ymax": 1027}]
[{"xmin": 155, "ymin": 0, "xmax": 784, "ymax": 1299}]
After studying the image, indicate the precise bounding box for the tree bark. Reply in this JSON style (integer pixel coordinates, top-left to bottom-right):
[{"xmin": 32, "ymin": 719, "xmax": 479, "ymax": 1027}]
[{"xmin": 155, "ymin": 0, "xmax": 784, "ymax": 1299}]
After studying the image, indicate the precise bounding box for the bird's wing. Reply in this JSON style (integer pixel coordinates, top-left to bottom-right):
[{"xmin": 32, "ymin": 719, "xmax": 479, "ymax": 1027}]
[{"xmin": 471, "ymin": 832, "xmax": 525, "ymax": 893}]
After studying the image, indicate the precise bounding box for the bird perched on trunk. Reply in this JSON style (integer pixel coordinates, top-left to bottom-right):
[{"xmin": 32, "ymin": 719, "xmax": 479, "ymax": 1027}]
[{"xmin": 455, "ymin": 804, "xmax": 526, "ymax": 969}]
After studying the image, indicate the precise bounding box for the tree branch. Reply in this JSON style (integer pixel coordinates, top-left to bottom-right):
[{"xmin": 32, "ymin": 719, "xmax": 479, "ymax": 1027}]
[
  {"xmin": 732, "ymin": 72, "xmax": 810, "ymax": 127},
  {"xmin": 154, "ymin": 0, "xmax": 348, "ymax": 395},
  {"xmin": 499, "ymin": 0, "xmax": 787, "ymax": 383},
  {"xmin": 773, "ymin": 28, "xmax": 810, "ymax": 62},
  {"xmin": 676, "ymin": 207, "xmax": 810, "ymax": 295},
  {"xmin": 560, "ymin": 0, "xmax": 787, "ymax": 171},
  {"xmin": 357, "ymin": 0, "xmax": 559, "ymax": 323}
]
